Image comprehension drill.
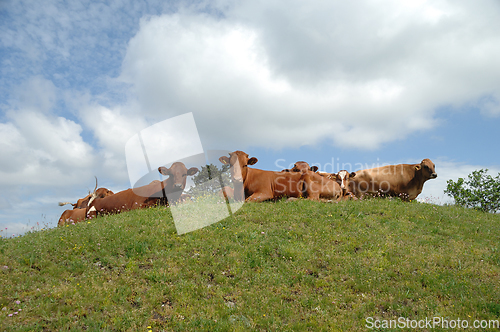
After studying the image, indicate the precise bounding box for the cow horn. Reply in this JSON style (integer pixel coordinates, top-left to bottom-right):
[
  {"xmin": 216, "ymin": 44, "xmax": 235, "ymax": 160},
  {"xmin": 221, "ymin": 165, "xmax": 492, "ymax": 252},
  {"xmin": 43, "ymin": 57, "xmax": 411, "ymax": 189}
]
[
  {"xmin": 86, "ymin": 176, "xmax": 99, "ymax": 207},
  {"xmin": 59, "ymin": 202, "xmax": 71, "ymax": 206}
]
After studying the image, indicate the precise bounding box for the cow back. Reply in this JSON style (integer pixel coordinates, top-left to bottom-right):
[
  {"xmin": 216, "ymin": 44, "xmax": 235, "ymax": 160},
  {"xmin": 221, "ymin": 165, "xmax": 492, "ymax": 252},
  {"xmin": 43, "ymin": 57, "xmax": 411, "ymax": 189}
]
[
  {"xmin": 89, "ymin": 188, "xmax": 160, "ymax": 216},
  {"xmin": 243, "ymin": 168, "xmax": 304, "ymax": 201}
]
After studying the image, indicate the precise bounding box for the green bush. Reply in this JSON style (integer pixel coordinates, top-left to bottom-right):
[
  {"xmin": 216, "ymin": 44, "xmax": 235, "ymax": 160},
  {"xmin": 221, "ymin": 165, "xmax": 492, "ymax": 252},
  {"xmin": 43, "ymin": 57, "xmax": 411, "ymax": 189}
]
[
  {"xmin": 187, "ymin": 163, "xmax": 231, "ymax": 198},
  {"xmin": 444, "ymin": 169, "xmax": 500, "ymax": 213}
]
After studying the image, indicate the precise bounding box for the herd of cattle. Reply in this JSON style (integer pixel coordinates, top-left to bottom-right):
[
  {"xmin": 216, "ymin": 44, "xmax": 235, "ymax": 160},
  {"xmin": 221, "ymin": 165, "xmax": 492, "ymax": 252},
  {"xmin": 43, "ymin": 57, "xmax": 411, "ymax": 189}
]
[{"xmin": 58, "ymin": 150, "xmax": 437, "ymax": 226}]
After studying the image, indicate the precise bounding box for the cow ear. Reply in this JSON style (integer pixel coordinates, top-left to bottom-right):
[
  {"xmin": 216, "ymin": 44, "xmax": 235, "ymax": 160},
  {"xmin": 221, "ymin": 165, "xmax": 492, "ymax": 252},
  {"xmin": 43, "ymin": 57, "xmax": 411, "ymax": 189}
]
[
  {"xmin": 415, "ymin": 165, "xmax": 421, "ymax": 171},
  {"xmin": 310, "ymin": 166, "xmax": 319, "ymax": 172},
  {"xmin": 219, "ymin": 156, "xmax": 230, "ymax": 165},
  {"xmin": 248, "ymin": 157, "xmax": 258, "ymax": 165},
  {"xmin": 350, "ymin": 172, "xmax": 356, "ymax": 178},
  {"xmin": 187, "ymin": 167, "xmax": 199, "ymax": 176},
  {"xmin": 158, "ymin": 166, "xmax": 170, "ymax": 175}
]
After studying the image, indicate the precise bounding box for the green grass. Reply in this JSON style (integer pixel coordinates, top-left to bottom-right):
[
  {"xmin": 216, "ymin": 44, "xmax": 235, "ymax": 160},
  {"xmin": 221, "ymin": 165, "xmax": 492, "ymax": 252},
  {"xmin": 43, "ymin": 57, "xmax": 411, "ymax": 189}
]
[{"xmin": 1, "ymin": 199, "xmax": 500, "ymax": 331}]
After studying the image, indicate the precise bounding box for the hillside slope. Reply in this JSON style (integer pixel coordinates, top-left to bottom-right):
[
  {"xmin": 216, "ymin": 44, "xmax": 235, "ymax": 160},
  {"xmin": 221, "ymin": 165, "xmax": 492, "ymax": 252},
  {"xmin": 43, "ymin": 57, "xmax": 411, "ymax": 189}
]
[{"xmin": 1, "ymin": 199, "xmax": 500, "ymax": 331}]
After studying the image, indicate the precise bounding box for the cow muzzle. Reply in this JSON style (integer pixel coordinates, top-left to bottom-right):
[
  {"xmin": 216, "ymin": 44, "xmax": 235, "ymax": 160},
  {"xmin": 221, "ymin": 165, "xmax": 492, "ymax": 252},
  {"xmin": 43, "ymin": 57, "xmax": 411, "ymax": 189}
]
[{"xmin": 430, "ymin": 173, "xmax": 437, "ymax": 179}]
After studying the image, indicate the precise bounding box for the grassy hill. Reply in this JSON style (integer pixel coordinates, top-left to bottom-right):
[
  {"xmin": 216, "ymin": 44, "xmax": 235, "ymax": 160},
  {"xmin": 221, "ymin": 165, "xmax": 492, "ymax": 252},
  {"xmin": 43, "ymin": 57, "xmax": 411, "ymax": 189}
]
[{"xmin": 1, "ymin": 199, "xmax": 500, "ymax": 331}]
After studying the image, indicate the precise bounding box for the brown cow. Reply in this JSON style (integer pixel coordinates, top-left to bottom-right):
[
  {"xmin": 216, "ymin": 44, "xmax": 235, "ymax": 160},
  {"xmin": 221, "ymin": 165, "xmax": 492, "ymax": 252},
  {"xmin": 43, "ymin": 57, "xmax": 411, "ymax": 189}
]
[
  {"xmin": 87, "ymin": 162, "xmax": 198, "ymax": 217},
  {"xmin": 281, "ymin": 161, "xmax": 318, "ymax": 174},
  {"xmin": 314, "ymin": 170, "xmax": 356, "ymax": 200},
  {"xmin": 350, "ymin": 159, "xmax": 437, "ymax": 201},
  {"xmin": 334, "ymin": 170, "xmax": 357, "ymax": 200},
  {"xmin": 58, "ymin": 184, "xmax": 115, "ymax": 227},
  {"xmin": 58, "ymin": 208, "xmax": 88, "ymax": 226},
  {"xmin": 219, "ymin": 151, "xmax": 304, "ymax": 202},
  {"xmin": 316, "ymin": 171, "xmax": 332, "ymax": 178},
  {"xmin": 59, "ymin": 188, "xmax": 115, "ymax": 209},
  {"xmin": 301, "ymin": 171, "xmax": 344, "ymax": 201}
]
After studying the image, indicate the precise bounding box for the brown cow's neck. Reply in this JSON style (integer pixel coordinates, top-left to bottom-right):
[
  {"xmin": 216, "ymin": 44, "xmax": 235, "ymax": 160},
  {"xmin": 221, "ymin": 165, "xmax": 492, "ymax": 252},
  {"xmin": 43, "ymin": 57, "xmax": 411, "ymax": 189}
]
[
  {"xmin": 409, "ymin": 165, "xmax": 424, "ymax": 186},
  {"xmin": 232, "ymin": 181, "xmax": 245, "ymax": 201},
  {"xmin": 233, "ymin": 166, "xmax": 252, "ymax": 201}
]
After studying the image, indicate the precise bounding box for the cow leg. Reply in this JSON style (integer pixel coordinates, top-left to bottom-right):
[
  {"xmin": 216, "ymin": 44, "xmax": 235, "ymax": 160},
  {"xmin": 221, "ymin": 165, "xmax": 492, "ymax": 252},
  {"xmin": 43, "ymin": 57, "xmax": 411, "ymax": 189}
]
[
  {"xmin": 305, "ymin": 191, "xmax": 321, "ymax": 201},
  {"xmin": 337, "ymin": 194, "xmax": 353, "ymax": 202},
  {"xmin": 245, "ymin": 192, "xmax": 274, "ymax": 202},
  {"xmin": 336, "ymin": 190, "xmax": 352, "ymax": 202}
]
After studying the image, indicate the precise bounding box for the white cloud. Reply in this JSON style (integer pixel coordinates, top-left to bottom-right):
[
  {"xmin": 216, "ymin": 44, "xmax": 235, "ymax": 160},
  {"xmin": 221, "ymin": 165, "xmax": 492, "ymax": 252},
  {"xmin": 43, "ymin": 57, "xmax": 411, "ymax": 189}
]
[
  {"xmin": 80, "ymin": 104, "xmax": 148, "ymax": 155},
  {"xmin": 0, "ymin": 110, "xmax": 95, "ymax": 187},
  {"xmin": 118, "ymin": 0, "xmax": 500, "ymax": 150}
]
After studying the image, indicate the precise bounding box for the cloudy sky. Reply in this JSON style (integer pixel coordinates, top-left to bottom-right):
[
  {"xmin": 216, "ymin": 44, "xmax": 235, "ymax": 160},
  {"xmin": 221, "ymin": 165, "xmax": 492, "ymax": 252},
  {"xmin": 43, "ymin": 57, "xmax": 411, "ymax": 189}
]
[{"xmin": 1, "ymin": 0, "xmax": 500, "ymax": 236}]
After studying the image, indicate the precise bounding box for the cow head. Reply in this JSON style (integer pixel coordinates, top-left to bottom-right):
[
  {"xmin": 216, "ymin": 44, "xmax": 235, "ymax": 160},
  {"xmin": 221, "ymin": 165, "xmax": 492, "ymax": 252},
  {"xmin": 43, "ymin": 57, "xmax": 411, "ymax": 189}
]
[
  {"xmin": 219, "ymin": 150, "xmax": 257, "ymax": 183},
  {"xmin": 158, "ymin": 162, "xmax": 199, "ymax": 191},
  {"xmin": 83, "ymin": 188, "xmax": 114, "ymax": 207},
  {"xmin": 416, "ymin": 159, "xmax": 437, "ymax": 180},
  {"xmin": 292, "ymin": 161, "xmax": 318, "ymax": 173},
  {"xmin": 96, "ymin": 188, "xmax": 114, "ymax": 198},
  {"xmin": 75, "ymin": 177, "xmax": 100, "ymax": 209},
  {"xmin": 335, "ymin": 170, "xmax": 356, "ymax": 191},
  {"xmin": 72, "ymin": 197, "xmax": 86, "ymax": 209},
  {"xmin": 281, "ymin": 161, "xmax": 318, "ymax": 173}
]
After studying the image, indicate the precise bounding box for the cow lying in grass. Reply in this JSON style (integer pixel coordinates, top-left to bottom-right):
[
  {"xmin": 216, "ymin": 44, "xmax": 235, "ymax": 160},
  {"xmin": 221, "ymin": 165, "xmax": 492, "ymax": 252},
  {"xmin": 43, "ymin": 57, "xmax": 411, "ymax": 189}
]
[
  {"xmin": 58, "ymin": 179, "xmax": 114, "ymax": 226},
  {"xmin": 304, "ymin": 170, "xmax": 356, "ymax": 201},
  {"xmin": 59, "ymin": 188, "xmax": 114, "ymax": 209},
  {"xmin": 87, "ymin": 162, "xmax": 198, "ymax": 218},
  {"xmin": 220, "ymin": 151, "xmax": 360, "ymax": 202},
  {"xmin": 219, "ymin": 151, "xmax": 304, "ymax": 202}
]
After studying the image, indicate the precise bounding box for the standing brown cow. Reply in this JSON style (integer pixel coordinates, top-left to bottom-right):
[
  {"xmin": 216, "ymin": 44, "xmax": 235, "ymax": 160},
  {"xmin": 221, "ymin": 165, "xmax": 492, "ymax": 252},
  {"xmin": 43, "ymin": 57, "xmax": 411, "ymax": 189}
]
[
  {"xmin": 219, "ymin": 151, "xmax": 304, "ymax": 202},
  {"xmin": 350, "ymin": 159, "xmax": 437, "ymax": 201}
]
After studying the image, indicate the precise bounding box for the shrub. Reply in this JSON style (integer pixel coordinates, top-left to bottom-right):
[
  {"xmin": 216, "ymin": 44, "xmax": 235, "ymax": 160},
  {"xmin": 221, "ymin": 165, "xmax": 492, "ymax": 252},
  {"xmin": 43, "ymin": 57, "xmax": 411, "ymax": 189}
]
[
  {"xmin": 444, "ymin": 169, "xmax": 500, "ymax": 213},
  {"xmin": 187, "ymin": 163, "xmax": 231, "ymax": 197}
]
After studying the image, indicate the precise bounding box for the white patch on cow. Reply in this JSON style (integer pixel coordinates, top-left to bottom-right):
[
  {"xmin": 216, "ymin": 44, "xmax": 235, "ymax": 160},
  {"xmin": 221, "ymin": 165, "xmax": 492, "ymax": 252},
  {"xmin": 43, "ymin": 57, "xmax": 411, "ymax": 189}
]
[
  {"xmin": 87, "ymin": 192, "xmax": 98, "ymax": 207},
  {"xmin": 88, "ymin": 206, "xmax": 96, "ymax": 213},
  {"xmin": 338, "ymin": 170, "xmax": 348, "ymax": 189}
]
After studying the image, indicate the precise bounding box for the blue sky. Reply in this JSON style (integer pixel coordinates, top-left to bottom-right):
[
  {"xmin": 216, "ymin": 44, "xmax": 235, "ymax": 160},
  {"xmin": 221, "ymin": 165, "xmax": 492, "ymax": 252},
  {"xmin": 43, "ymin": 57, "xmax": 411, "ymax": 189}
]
[{"xmin": 1, "ymin": 0, "xmax": 500, "ymax": 236}]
